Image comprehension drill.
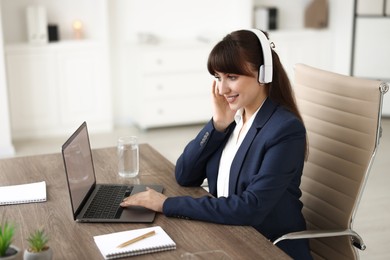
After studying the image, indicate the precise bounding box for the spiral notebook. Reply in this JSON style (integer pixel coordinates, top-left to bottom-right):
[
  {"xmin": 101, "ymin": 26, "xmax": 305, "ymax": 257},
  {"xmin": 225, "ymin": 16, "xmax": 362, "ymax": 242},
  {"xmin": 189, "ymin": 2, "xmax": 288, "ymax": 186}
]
[
  {"xmin": 94, "ymin": 226, "xmax": 176, "ymax": 259},
  {"xmin": 0, "ymin": 181, "xmax": 46, "ymax": 206}
]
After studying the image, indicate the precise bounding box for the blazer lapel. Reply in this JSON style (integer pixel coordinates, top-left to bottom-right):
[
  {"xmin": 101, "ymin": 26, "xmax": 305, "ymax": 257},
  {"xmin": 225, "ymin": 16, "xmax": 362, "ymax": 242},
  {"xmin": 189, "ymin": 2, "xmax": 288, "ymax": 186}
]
[{"xmin": 228, "ymin": 99, "xmax": 278, "ymax": 194}]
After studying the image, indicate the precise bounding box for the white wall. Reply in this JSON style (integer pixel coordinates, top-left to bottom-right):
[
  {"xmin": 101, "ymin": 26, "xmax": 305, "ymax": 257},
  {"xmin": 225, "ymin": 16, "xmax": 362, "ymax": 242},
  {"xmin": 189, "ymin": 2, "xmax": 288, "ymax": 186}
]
[
  {"xmin": 111, "ymin": 0, "xmax": 253, "ymax": 43},
  {"xmin": 328, "ymin": 0, "xmax": 354, "ymax": 75},
  {"xmin": 0, "ymin": 7, "xmax": 15, "ymax": 157}
]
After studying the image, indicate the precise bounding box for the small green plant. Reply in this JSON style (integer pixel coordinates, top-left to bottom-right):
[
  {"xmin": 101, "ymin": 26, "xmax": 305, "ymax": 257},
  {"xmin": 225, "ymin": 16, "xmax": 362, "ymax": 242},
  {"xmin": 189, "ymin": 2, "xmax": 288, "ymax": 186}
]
[
  {"xmin": 26, "ymin": 229, "xmax": 49, "ymax": 253},
  {"xmin": 0, "ymin": 221, "xmax": 15, "ymax": 256}
]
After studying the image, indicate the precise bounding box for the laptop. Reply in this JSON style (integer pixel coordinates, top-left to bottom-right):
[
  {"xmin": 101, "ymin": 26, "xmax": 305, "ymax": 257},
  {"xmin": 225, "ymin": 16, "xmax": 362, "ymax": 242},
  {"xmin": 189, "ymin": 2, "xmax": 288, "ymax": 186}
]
[{"xmin": 61, "ymin": 121, "xmax": 163, "ymax": 223}]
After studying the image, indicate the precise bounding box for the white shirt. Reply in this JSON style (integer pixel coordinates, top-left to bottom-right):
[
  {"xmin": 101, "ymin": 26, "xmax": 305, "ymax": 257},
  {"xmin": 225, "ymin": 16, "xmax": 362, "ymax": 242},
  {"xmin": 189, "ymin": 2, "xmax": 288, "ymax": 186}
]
[{"xmin": 217, "ymin": 103, "xmax": 264, "ymax": 198}]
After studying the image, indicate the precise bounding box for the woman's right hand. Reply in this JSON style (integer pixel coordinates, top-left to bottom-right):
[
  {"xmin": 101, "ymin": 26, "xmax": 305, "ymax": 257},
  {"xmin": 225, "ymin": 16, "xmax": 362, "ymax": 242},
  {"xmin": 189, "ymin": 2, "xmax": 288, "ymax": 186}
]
[{"xmin": 211, "ymin": 80, "xmax": 236, "ymax": 132}]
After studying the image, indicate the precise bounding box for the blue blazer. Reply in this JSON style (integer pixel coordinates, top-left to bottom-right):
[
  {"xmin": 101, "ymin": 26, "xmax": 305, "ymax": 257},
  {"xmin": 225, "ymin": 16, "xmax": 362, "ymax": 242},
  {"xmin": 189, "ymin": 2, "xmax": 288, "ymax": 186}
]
[{"xmin": 163, "ymin": 99, "xmax": 312, "ymax": 259}]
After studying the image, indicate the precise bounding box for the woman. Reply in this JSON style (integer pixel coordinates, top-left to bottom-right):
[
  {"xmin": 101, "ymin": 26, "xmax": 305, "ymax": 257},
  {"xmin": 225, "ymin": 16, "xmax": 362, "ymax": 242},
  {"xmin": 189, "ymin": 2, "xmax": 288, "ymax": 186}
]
[{"xmin": 121, "ymin": 29, "xmax": 312, "ymax": 259}]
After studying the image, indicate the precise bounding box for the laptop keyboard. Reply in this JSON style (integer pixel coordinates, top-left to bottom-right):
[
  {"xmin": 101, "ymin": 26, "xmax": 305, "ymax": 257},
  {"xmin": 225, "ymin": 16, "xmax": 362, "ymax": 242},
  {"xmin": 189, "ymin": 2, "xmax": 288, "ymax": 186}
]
[{"xmin": 83, "ymin": 185, "xmax": 132, "ymax": 219}]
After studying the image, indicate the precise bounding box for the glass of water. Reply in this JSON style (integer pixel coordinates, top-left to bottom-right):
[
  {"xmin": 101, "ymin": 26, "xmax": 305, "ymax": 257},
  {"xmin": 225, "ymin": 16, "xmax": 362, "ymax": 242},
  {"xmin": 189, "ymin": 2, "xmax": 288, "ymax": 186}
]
[{"xmin": 117, "ymin": 136, "xmax": 139, "ymax": 178}]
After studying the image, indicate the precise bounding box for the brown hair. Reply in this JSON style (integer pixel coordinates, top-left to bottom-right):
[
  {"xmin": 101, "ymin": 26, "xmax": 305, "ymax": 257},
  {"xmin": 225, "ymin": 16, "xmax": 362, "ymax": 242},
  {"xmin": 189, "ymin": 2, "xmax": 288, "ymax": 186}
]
[{"xmin": 207, "ymin": 30, "xmax": 308, "ymax": 157}]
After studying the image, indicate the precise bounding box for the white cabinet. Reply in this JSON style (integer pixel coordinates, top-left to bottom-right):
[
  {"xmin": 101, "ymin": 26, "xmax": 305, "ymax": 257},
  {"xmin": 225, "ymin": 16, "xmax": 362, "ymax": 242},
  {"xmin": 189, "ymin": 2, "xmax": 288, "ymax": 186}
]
[
  {"xmin": 356, "ymin": 0, "xmax": 384, "ymax": 15},
  {"xmin": 357, "ymin": 0, "xmax": 390, "ymax": 15},
  {"xmin": 353, "ymin": 19, "xmax": 390, "ymax": 79},
  {"xmin": 1, "ymin": 0, "xmax": 111, "ymax": 139},
  {"xmin": 6, "ymin": 41, "xmax": 112, "ymax": 138},
  {"xmin": 126, "ymin": 43, "xmax": 213, "ymax": 129},
  {"xmin": 387, "ymin": 0, "xmax": 390, "ymax": 15},
  {"xmin": 6, "ymin": 48, "xmax": 57, "ymax": 134}
]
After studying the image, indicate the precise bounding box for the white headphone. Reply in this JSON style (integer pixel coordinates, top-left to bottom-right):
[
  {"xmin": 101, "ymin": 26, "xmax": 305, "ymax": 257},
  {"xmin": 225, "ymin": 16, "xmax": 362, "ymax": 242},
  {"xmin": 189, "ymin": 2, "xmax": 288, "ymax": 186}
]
[{"xmin": 246, "ymin": 29, "xmax": 273, "ymax": 83}]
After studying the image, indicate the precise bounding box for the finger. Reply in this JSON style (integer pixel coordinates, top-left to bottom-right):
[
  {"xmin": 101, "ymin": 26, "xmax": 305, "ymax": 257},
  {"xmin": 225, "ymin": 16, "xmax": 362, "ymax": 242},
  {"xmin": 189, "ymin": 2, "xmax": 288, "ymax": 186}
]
[
  {"xmin": 214, "ymin": 80, "xmax": 220, "ymax": 95},
  {"xmin": 145, "ymin": 187, "xmax": 156, "ymax": 195},
  {"xmin": 212, "ymin": 80, "xmax": 217, "ymax": 94},
  {"xmin": 120, "ymin": 194, "xmax": 140, "ymax": 207},
  {"xmin": 120, "ymin": 200, "xmax": 130, "ymax": 207}
]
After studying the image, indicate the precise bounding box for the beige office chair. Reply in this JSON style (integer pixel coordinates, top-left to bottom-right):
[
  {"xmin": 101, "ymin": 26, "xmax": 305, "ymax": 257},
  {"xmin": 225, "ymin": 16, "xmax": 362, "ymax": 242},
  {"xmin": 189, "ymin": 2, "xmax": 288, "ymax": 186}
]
[{"xmin": 273, "ymin": 64, "xmax": 388, "ymax": 259}]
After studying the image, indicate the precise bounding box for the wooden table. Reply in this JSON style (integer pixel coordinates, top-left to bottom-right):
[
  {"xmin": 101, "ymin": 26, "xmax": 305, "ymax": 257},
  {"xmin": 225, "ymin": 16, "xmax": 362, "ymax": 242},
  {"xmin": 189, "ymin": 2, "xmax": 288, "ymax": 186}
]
[{"xmin": 0, "ymin": 144, "xmax": 290, "ymax": 259}]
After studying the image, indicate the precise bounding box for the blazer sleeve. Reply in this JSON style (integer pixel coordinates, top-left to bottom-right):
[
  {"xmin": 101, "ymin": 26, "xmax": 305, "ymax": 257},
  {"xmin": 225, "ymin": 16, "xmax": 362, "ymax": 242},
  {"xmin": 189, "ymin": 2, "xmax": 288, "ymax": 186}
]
[
  {"xmin": 174, "ymin": 119, "xmax": 232, "ymax": 187},
  {"xmin": 164, "ymin": 114, "xmax": 306, "ymax": 227}
]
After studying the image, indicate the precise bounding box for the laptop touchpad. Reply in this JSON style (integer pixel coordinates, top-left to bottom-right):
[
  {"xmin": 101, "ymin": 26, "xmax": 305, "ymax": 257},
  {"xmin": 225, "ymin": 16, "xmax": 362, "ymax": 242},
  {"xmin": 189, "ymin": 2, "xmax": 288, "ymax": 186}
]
[{"xmin": 120, "ymin": 184, "xmax": 164, "ymax": 222}]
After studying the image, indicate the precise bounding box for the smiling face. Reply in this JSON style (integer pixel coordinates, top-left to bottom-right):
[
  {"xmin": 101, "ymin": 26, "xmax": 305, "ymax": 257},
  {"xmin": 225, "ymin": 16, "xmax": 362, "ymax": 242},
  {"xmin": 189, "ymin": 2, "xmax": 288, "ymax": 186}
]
[
  {"xmin": 214, "ymin": 69, "xmax": 267, "ymax": 119},
  {"xmin": 207, "ymin": 31, "xmax": 270, "ymax": 119}
]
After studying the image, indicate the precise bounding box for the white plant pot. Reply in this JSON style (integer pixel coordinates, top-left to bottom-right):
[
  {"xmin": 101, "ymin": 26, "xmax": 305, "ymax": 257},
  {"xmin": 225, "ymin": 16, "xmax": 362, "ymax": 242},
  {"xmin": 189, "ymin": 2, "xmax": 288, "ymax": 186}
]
[
  {"xmin": 0, "ymin": 245, "xmax": 21, "ymax": 260},
  {"xmin": 23, "ymin": 248, "xmax": 52, "ymax": 260}
]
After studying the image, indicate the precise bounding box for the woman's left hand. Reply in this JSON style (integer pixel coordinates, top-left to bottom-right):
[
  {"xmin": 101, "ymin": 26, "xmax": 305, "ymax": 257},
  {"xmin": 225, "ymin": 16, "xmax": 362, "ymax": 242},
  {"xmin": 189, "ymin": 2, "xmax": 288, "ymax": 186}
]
[{"xmin": 120, "ymin": 187, "xmax": 167, "ymax": 213}]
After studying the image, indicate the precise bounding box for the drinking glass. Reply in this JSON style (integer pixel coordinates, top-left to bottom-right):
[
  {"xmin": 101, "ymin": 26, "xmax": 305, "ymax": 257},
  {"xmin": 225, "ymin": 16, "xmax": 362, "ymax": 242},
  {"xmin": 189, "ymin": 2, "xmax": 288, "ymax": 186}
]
[{"xmin": 117, "ymin": 136, "xmax": 139, "ymax": 178}]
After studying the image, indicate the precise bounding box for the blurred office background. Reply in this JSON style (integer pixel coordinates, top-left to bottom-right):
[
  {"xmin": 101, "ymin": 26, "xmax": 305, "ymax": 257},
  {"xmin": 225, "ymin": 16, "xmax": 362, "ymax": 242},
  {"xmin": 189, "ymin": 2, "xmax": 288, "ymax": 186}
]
[
  {"xmin": 0, "ymin": 0, "xmax": 389, "ymax": 259},
  {"xmin": 1, "ymin": 0, "xmax": 389, "ymax": 148}
]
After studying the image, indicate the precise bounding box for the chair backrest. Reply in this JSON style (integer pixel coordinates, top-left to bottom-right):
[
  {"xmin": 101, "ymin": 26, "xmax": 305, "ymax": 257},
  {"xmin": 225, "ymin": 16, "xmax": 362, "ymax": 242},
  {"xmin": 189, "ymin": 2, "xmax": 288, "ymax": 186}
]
[{"xmin": 293, "ymin": 64, "xmax": 388, "ymax": 259}]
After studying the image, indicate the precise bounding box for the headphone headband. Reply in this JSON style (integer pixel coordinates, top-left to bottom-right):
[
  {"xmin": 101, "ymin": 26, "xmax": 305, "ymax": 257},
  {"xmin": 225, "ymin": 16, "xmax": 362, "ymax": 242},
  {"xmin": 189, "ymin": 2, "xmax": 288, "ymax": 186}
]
[{"xmin": 246, "ymin": 29, "xmax": 273, "ymax": 83}]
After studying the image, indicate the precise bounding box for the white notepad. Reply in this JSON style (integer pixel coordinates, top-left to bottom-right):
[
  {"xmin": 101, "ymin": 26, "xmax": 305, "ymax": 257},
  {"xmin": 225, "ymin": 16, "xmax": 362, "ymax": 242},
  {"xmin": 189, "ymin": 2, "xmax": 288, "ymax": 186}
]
[
  {"xmin": 0, "ymin": 181, "xmax": 47, "ymax": 205},
  {"xmin": 94, "ymin": 226, "xmax": 176, "ymax": 259}
]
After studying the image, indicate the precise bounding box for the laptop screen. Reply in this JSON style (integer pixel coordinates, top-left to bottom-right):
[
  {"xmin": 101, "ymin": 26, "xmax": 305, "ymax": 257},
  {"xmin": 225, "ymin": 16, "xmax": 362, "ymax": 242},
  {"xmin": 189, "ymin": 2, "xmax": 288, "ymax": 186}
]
[{"xmin": 62, "ymin": 122, "xmax": 96, "ymax": 217}]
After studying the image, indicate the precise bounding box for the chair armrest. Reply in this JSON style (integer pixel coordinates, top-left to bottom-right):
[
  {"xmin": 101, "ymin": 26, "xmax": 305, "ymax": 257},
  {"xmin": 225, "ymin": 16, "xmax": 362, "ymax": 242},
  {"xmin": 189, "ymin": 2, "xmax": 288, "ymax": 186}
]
[{"xmin": 273, "ymin": 229, "xmax": 366, "ymax": 250}]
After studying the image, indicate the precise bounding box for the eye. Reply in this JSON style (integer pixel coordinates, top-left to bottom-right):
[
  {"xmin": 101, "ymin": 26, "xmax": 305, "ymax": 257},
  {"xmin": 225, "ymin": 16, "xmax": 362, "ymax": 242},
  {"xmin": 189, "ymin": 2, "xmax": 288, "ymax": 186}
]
[
  {"xmin": 227, "ymin": 74, "xmax": 238, "ymax": 80},
  {"xmin": 214, "ymin": 74, "xmax": 221, "ymax": 81}
]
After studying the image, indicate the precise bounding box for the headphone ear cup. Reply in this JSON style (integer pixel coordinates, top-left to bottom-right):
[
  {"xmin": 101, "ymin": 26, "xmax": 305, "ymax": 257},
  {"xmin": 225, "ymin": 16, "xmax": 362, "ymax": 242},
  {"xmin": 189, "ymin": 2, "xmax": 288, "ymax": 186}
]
[{"xmin": 259, "ymin": 65, "xmax": 265, "ymax": 84}]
